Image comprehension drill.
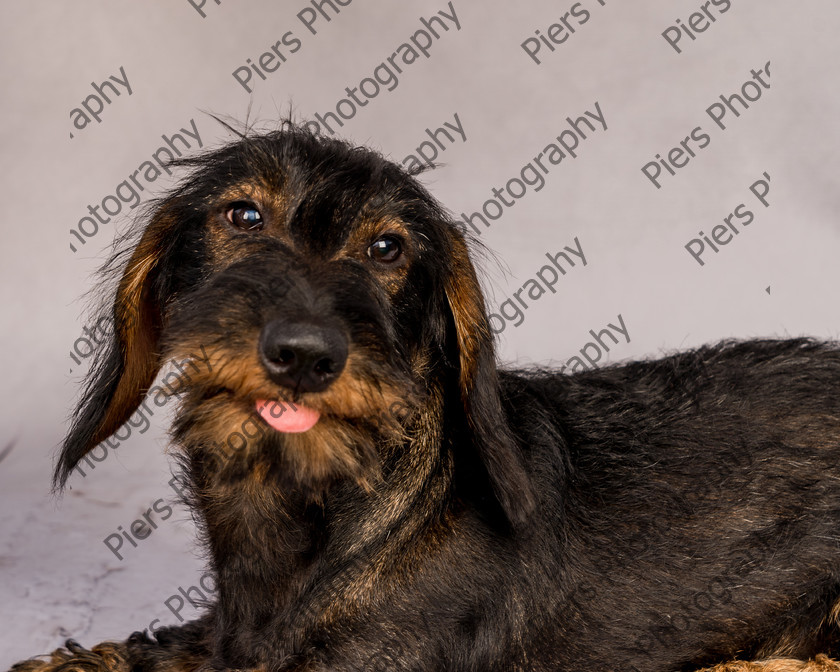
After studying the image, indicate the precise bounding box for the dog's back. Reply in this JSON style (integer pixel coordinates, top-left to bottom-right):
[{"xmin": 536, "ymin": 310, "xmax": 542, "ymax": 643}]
[{"xmin": 492, "ymin": 338, "xmax": 840, "ymax": 670}]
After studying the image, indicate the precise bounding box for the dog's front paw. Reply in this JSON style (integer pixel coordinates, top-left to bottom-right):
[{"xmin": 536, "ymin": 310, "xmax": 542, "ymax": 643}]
[{"xmin": 8, "ymin": 639, "xmax": 129, "ymax": 672}]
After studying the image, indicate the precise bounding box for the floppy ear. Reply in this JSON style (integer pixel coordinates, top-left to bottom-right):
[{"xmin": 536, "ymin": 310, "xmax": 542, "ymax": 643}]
[
  {"xmin": 55, "ymin": 206, "xmax": 177, "ymax": 488},
  {"xmin": 443, "ymin": 229, "xmax": 536, "ymax": 527}
]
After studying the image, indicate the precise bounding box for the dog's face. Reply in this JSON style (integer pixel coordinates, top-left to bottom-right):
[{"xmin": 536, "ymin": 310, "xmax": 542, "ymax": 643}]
[{"xmin": 58, "ymin": 127, "xmax": 533, "ymax": 522}]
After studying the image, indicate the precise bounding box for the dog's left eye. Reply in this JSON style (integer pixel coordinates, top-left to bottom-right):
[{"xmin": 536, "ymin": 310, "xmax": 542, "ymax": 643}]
[
  {"xmin": 226, "ymin": 204, "xmax": 264, "ymax": 231},
  {"xmin": 368, "ymin": 236, "xmax": 403, "ymax": 264}
]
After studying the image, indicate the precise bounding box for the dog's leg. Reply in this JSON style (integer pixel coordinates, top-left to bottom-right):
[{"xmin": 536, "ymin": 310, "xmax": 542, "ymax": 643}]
[
  {"xmin": 8, "ymin": 620, "xmax": 211, "ymax": 672},
  {"xmin": 700, "ymin": 654, "xmax": 840, "ymax": 672}
]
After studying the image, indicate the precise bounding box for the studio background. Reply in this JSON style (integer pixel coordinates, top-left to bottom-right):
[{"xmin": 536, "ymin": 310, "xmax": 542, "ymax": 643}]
[{"xmin": 1, "ymin": 1, "xmax": 838, "ymax": 665}]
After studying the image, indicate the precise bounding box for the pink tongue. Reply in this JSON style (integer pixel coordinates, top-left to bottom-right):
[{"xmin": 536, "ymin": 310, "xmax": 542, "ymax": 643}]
[{"xmin": 256, "ymin": 399, "xmax": 320, "ymax": 433}]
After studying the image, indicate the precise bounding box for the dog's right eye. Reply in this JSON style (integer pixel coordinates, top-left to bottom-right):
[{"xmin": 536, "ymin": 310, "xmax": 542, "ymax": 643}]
[{"xmin": 226, "ymin": 204, "xmax": 264, "ymax": 231}]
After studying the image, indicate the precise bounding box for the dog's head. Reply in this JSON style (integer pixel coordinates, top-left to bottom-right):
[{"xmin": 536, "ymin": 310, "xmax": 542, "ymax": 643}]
[{"xmin": 57, "ymin": 125, "xmax": 534, "ymax": 525}]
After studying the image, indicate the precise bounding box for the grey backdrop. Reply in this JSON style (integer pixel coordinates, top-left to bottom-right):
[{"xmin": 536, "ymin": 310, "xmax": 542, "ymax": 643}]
[{"xmin": 2, "ymin": 0, "xmax": 839, "ymax": 665}]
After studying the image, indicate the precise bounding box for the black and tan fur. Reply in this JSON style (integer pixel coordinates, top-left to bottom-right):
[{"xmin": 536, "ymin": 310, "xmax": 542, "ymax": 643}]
[{"xmin": 11, "ymin": 124, "xmax": 840, "ymax": 672}]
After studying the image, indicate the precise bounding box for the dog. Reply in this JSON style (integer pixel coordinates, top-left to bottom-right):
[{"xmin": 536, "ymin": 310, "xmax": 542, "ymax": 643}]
[{"xmin": 11, "ymin": 123, "xmax": 840, "ymax": 672}]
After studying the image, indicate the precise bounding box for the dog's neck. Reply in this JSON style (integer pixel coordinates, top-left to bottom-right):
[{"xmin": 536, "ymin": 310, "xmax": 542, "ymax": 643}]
[{"xmin": 180, "ymin": 397, "xmax": 454, "ymax": 663}]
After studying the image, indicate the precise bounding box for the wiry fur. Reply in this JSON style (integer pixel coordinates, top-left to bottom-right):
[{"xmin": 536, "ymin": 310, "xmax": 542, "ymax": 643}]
[{"xmin": 11, "ymin": 124, "xmax": 840, "ymax": 672}]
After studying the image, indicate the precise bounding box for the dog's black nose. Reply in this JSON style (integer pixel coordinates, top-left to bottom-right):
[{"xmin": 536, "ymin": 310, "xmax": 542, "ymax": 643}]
[{"xmin": 258, "ymin": 319, "xmax": 348, "ymax": 393}]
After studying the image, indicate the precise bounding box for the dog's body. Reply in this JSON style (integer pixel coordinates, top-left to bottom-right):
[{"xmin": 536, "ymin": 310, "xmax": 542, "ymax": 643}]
[{"xmin": 11, "ymin": 126, "xmax": 840, "ymax": 672}]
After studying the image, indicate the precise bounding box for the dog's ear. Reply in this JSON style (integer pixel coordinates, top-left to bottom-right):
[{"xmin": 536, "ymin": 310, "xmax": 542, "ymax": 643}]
[
  {"xmin": 443, "ymin": 228, "xmax": 536, "ymax": 527},
  {"xmin": 55, "ymin": 203, "xmax": 179, "ymax": 489}
]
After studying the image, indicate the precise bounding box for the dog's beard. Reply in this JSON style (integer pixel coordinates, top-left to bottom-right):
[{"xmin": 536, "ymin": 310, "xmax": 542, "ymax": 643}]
[
  {"xmin": 157, "ymin": 331, "xmax": 420, "ymax": 499},
  {"xmin": 167, "ymin": 382, "xmax": 412, "ymax": 501}
]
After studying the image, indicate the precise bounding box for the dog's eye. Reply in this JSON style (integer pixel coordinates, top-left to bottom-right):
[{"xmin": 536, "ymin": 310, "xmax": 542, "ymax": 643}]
[
  {"xmin": 368, "ymin": 236, "xmax": 402, "ymax": 264},
  {"xmin": 226, "ymin": 204, "xmax": 264, "ymax": 231}
]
